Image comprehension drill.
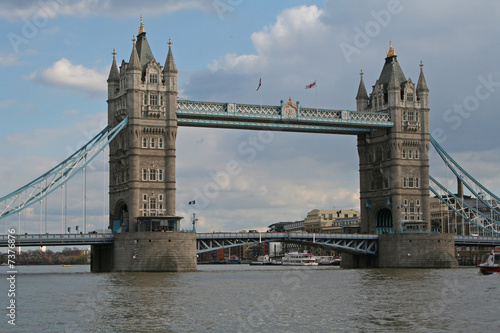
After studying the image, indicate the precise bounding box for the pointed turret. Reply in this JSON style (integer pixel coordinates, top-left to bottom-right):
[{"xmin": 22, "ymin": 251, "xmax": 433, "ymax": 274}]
[
  {"xmin": 377, "ymin": 41, "xmax": 406, "ymax": 93},
  {"xmin": 128, "ymin": 35, "xmax": 141, "ymax": 71},
  {"xmin": 163, "ymin": 38, "xmax": 178, "ymax": 74},
  {"xmin": 107, "ymin": 49, "xmax": 120, "ymax": 97},
  {"xmin": 108, "ymin": 48, "xmax": 120, "ymax": 82},
  {"xmin": 387, "ymin": 57, "xmax": 401, "ymax": 106},
  {"xmin": 417, "ymin": 61, "xmax": 429, "ymax": 108},
  {"xmin": 356, "ymin": 69, "xmax": 369, "ymax": 111},
  {"xmin": 135, "ymin": 16, "xmax": 156, "ymax": 70},
  {"xmin": 417, "ymin": 61, "xmax": 429, "ymax": 93},
  {"xmin": 163, "ymin": 38, "xmax": 178, "ymax": 93}
]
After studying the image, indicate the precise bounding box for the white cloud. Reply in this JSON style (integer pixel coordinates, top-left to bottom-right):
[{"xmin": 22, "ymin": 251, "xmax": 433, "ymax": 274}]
[
  {"xmin": 0, "ymin": 54, "xmax": 21, "ymax": 66},
  {"xmin": 0, "ymin": 0, "xmax": 214, "ymax": 19},
  {"xmin": 0, "ymin": 100, "xmax": 17, "ymax": 109},
  {"xmin": 28, "ymin": 58, "xmax": 107, "ymax": 96},
  {"xmin": 5, "ymin": 127, "xmax": 70, "ymax": 150},
  {"xmin": 208, "ymin": 5, "xmax": 329, "ymax": 75}
]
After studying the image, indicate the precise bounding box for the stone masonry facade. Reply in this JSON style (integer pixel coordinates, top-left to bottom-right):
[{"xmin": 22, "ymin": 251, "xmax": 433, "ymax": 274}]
[{"xmin": 356, "ymin": 43, "xmax": 431, "ymax": 234}]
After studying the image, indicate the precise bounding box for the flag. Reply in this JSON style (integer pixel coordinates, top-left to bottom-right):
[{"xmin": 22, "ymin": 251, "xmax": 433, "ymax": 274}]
[
  {"xmin": 305, "ymin": 81, "xmax": 316, "ymax": 89},
  {"xmin": 189, "ymin": 200, "xmax": 196, "ymax": 205},
  {"xmin": 256, "ymin": 78, "xmax": 261, "ymax": 91}
]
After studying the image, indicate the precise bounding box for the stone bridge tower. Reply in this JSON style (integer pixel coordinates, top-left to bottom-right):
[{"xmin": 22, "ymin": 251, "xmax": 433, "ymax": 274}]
[
  {"xmin": 356, "ymin": 43, "xmax": 431, "ymax": 234},
  {"xmin": 93, "ymin": 18, "xmax": 196, "ymax": 272},
  {"xmin": 107, "ymin": 18, "xmax": 181, "ymax": 234}
]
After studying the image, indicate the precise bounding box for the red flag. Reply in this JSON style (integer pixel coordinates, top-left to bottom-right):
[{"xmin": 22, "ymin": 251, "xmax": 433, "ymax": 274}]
[
  {"xmin": 305, "ymin": 81, "xmax": 316, "ymax": 89},
  {"xmin": 256, "ymin": 78, "xmax": 261, "ymax": 91}
]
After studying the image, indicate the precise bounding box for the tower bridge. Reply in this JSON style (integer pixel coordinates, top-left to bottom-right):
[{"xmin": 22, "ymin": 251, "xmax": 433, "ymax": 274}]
[{"xmin": 3, "ymin": 19, "xmax": 499, "ymax": 271}]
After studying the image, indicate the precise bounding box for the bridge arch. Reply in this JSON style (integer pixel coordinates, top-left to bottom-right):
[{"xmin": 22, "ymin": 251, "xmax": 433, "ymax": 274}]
[
  {"xmin": 111, "ymin": 201, "xmax": 129, "ymax": 233},
  {"xmin": 376, "ymin": 208, "xmax": 393, "ymax": 234}
]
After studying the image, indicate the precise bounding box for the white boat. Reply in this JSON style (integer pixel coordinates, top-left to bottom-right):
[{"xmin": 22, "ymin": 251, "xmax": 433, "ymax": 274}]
[
  {"xmin": 316, "ymin": 256, "xmax": 341, "ymax": 265},
  {"xmin": 250, "ymin": 255, "xmax": 282, "ymax": 265},
  {"xmin": 282, "ymin": 252, "xmax": 318, "ymax": 266},
  {"xmin": 478, "ymin": 246, "xmax": 500, "ymax": 275}
]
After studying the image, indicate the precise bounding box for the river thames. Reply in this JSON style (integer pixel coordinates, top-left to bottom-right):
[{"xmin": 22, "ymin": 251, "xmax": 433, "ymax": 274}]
[{"xmin": 1, "ymin": 264, "xmax": 499, "ymax": 332}]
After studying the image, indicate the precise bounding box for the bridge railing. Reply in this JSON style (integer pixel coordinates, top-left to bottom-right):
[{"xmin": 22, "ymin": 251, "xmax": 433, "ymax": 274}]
[
  {"xmin": 0, "ymin": 233, "xmax": 114, "ymax": 247},
  {"xmin": 1, "ymin": 233, "xmax": 113, "ymax": 240}
]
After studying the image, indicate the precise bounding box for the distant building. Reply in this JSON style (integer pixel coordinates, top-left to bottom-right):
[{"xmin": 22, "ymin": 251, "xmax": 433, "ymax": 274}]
[
  {"xmin": 322, "ymin": 216, "xmax": 361, "ymax": 234},
  {"xmin": 268, "ymin": 220, "xmax": 304, "ymax": 232},
  {"xmin": 303, "ymin": 209, "xmax": 359, "ymax": 233}
]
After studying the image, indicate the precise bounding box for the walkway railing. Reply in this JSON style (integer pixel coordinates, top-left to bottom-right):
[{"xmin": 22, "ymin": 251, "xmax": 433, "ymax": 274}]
[{"xmin": 0, "ymin": 233, "xmax": 114, "ymax": 247}]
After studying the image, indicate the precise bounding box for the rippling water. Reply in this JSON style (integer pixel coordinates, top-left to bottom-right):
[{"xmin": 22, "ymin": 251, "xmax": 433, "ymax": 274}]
[{"xmin": 1, "ymin": 264, "xmax": 499, "ymax": 332}]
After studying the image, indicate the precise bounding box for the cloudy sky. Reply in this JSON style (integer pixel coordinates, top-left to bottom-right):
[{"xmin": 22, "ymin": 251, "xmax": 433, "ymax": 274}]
[{"xmin": 1, "ymin": 0, "xmax": 500, "ymax": 233}]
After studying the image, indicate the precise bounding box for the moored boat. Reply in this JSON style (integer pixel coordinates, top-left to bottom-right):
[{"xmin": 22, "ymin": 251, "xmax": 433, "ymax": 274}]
[
  {"xmin": 250, "ymin": 255, "xmax": 282, "ymax": 265},
  {"xmin": 282, "ymin": 252, "xmax": 318, "ymax": 266},
  {"xmin": 478, "ymin": 247, "xmax": 500, "ymax": 275}
]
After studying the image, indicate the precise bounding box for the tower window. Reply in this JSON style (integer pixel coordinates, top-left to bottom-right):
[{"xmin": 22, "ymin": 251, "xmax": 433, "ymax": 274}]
[
  {"xmin": 150, "ymin": 138, "xmax": 156, "ymax": 148},
  {"xmin": 150, "ymin": 73, "xmax": 158, "ymax": 84},
  {"xmin": 150, "ymin": 169, "xmax": 156, "ymax": 181},
  {"xmin": 142, "ymin": 169, "xmax": 148, "ymax": 181},
  {"xmin": 143, "ymin": 194, "xmax": 147, "ymax": 201},
  {"xmin": 143, "ymin": 93, "xmax": 148, "ymax": 105},
  {"xmin": 408, "ymin": 111, "xmax": 415, "ymax": 121},
  {"xmin": 158, "ymin": 169, "xmax": 164, "ymax": 181},
  {"xmin": 159, "ymin": 194, "xmax": 163, "ymax": 202},
  {"xmin": 409, "ymin": 203, "xmax": 415, "ymax": 213},
  {"xmin": 142, "ymin": 137, "xmax": 148, "ymax": 148},
  {"xmin": 158, "ymin": 137, "xmax": 164, "ymax": 148},
  {"xmin": 150, "ymin": 94, "xmax": 158, "ymax": 106},
  {"xmin": 414, "ymin": 150, "xmax": 419, "ymax": 159}
]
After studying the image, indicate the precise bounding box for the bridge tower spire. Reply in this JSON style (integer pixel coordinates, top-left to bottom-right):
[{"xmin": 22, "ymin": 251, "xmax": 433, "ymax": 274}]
[
  {"xmin": 357, "ymin": 42, "xmax": 431, "ymax": 234},
  {"xmin": 356, "ymin": 69, "xmax": 369, "ymax": 111},
  {"xmin": 163, "ymin": 38, "xmax": 179, "ymax": 218}
]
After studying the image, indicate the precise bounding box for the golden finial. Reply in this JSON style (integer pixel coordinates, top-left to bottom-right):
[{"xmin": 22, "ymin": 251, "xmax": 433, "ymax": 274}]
[
  {"xmin": 386, "ymin": 40, "xmax": 396, "ymax": 57},
  {"xmin": 138, "ymin": 15, "xmax": 145, "ymax": 34},
  {"xmin": 132, "ymin": 34, "xmax": 136, "ymax": 44},
  {"xmin": 288, "ymin": 96, "xmax": 293, "ymax": 105}
]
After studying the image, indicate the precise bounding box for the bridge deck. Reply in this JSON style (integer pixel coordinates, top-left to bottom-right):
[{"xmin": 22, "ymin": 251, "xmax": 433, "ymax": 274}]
[
  {"xmin": 1, "ymin": 233, "xmax": 498, "ymax": 252},
  {"xmin": 196, "ymin": 232, "xmax": 379, "ymax": 255}
]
